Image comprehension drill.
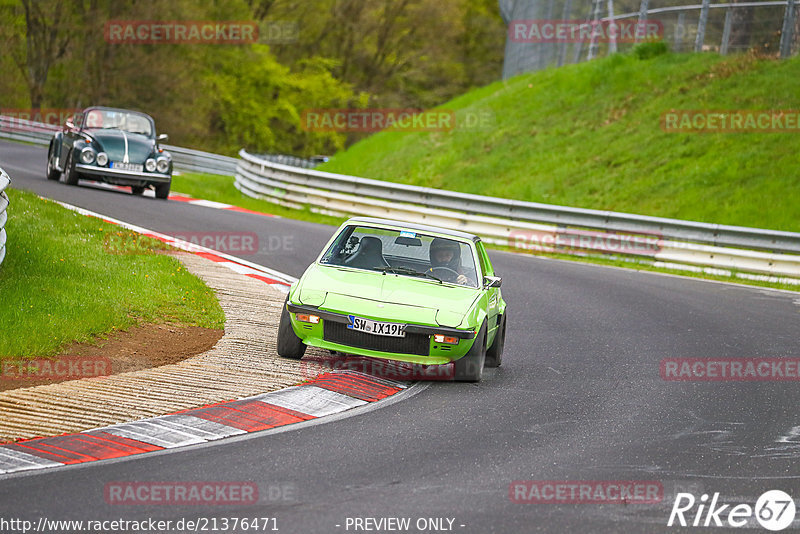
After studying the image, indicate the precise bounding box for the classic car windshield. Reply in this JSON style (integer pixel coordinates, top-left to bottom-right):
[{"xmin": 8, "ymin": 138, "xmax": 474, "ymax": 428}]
[
  {"xmin": 83, "ymin": 109, "xmax": 153, "ymax": 136},
  {"xmin": 321, "ymin": 225, "xmax": 480, "ymax": 287}
]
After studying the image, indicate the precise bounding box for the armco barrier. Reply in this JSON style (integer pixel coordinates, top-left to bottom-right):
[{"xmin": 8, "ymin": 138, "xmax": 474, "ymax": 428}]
[
  {"xmin": 0, "ymin": 115, "xmax": 236, "ymax": 176},
  {"xmin": 235, "ymin": 149, "xmax": 800, "ymax": 281},
  {"xmin": 0, "ymin": 167, "xmax": 10, "ymax": 268}
]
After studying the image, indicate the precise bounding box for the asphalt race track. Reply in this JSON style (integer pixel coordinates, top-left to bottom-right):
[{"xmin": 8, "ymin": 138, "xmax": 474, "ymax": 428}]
[{"xmin": 1, "ymin": 140, "xmax": 799, "ymax": 533}]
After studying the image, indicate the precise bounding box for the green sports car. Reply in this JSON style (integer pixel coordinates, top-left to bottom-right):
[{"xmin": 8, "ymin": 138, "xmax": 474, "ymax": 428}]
[{"xmin": 277, "ymin": 217, "xmax": 507, "ymax": 382}]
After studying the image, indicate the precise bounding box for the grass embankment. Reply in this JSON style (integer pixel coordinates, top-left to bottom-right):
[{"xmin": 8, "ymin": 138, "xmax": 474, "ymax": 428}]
[
  {"xmin": 0, "ymin": 189, "xmax": 225, "ymax": 358},
  {"xmin": 319, "ymin": 50, "xmax": 800, "ymax": 233}
]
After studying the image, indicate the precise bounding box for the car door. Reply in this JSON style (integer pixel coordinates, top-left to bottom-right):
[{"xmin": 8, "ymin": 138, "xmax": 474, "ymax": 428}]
[{"xmin": 476, "ymin": 240, "xmax": 500, "ymax": 340}]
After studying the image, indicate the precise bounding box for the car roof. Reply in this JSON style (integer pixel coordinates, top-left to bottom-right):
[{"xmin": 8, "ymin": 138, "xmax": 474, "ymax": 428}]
[{"xmin": 344, "ymin": 217, "xmax": 480, "ymax": 242}]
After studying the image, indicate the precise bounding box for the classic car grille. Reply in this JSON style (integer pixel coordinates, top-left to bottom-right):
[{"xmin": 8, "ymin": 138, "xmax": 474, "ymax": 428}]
[{"xmin": 323, "ymin": 321, "xmax": 430, "ymax": 356}]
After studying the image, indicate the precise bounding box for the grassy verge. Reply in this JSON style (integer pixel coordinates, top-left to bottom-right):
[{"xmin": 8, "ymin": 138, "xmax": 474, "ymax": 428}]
[
  {"xmin": 171, "ymin": 171, "xmax": 345, "ymax": 227},
  {"xmin": 0, "ymin": 188, "xmax": 225, "ymax": 358},
  {"xmin": 171, "ymin": 171, "xmax": 798, "ymax": 292}
]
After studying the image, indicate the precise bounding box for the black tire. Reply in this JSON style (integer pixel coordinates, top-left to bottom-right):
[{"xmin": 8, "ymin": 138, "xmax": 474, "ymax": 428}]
[
  {"xmin": 277, "ymin": 297, "xmax": 306, "ymax": 359},
  {"xmin": 63, "ymin": 151, "xmax": 79, "ymax": 185},
  {"xmin": 154, "ymin": 182, "xmax": 170, "ymax": 200},
  {"xmin": 46, "ymin": 145, "xmax": 61, "ymax": 181},
  {"xmin": 454, "ymin": 321, "xmax": 486, "ymax": 382},
  {"xmin": 485, "ymin": 313, "xmax": 506, "ymax": 368},
  {"xmin": 131, "ymin": 186, "xmax": 146, "ymax": 196}
]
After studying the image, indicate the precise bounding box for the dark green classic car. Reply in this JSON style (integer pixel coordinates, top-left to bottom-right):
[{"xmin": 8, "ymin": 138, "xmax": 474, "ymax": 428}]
[{"xmin": 46, "ymin": 107, "xmax": 173, "ymax": 199}]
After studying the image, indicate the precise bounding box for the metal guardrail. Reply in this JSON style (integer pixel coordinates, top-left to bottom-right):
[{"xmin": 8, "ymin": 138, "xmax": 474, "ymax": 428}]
[
  {"xmin": 235, "ymin": 149, "xmax": 800, "ymax": 280},
  {"xmin": 0, "ymin": 116, "xmax": 237, "ymax": 176},
  {"xmin": 0, "ymin": 167, "xmax": 10, "ymax": 269}
]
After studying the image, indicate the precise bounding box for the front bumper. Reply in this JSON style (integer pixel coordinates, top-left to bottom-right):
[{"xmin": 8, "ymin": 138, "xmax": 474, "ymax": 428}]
[
  {"xmin": 75, "ymin": 164, "xmax": 171, "ymax": 184},
  {"xmin": 287, "ymin": 303, "xmax": 476, "ymax": 365}
]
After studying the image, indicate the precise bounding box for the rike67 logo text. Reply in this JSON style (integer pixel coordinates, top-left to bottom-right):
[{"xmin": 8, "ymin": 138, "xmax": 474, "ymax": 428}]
[{"xmin": 668, "ymin": 490, "xmax": 796, "ymax": 531}]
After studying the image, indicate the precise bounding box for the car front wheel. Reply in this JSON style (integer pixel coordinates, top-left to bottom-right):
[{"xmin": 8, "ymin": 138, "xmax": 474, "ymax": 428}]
[
  {"xmin": 63, "ymin": 152, "xmax": 79, "ymax": 185},
  {"xmin": 154, "ymin": 182, "xmax": 170, "ymax": 200},
  {"xmin": 454, "ymin": 321, "xmax": 486, "ymax": 382},
  {"xmin": 46, "ymin": 147, "xmax": 61, "ymax": 181},
  {"xmin": 485, "ymin": 314, "xmax": 505, "ymax": 368},
  {"xmin": 277, "ymin": 298, "xmax": 307, "ymax": 359},
  {"xmin": 131, "ymin": 186, "xmax": 146, "ymax": 195}
]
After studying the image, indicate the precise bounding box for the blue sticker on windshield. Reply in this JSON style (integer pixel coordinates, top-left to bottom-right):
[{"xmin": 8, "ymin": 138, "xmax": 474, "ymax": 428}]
[{"xmin": 399, "ymin": 231, "xmax": 416, "ymax": 238}]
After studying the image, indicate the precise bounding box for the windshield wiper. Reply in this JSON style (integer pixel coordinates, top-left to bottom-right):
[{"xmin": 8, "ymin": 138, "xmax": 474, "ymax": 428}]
[{"xmin": 378, "ymin": 266, "xmax": 443, "ymax": 283}]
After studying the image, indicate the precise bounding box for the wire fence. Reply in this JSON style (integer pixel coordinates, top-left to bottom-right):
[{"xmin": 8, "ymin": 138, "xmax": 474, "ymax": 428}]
[{"xmin": 501, "ymin": 0, "xmax": 799, "ymax": 77}]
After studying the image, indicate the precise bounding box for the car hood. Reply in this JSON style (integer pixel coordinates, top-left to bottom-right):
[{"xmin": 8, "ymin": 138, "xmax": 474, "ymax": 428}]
[
  {"xmin": 85, "ymin": 129, "xmax": 155, "ymax": 163},
  {"xmin": 296, "ymin": 264, "xmax": 480, "ymax": 328}
]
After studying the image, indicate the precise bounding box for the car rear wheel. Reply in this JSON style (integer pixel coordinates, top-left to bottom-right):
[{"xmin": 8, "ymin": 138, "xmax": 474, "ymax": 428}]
[
  {"xmin": 277, "ymin": 297, "xmax": 306, "ymax": 359},
  {"xmin": 131, "ymin": 186, "xmax": 146, "ymax": 196},
  {"xmin": 454, "ymin": 321, "xmax": 486, "ymax": 382},
  {"xmin": 154, "ymin": 182, "xmax": 170, "ymax": 200},
  {"xmin": 485, "ymin": 314, "xmax": 505, "ymax": 368},
  {"xmin": 46, "ymin": 147, "xmax": 61, "ymax": 181},
  {"xmin": 63, "ymin": 152, "xmax": 79, "ymax": 185}
]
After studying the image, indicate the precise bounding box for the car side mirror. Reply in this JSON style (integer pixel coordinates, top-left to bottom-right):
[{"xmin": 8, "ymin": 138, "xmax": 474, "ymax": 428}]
[
  {"xmin": 65, "ymin": 118, "xmax": 75, "ymax": 129},
  {"xmin": 483, "ymin": 276, "xmax": 502, "ymax": 289},
  {"xmin": 157, "ymin": 133, "xmax": 169, "ymax": 142}
]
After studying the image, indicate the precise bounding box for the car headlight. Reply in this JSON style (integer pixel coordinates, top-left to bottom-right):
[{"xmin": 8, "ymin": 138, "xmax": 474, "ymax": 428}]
[
  {"xmin": 80, "ymin": 147, "xmax": 96, "ymax": 164},
  {"xmin": 156, "ymin": 157, "xmax": 170, "ymax": 174},
  {"xmin": 96, "ymin": 152, "xmax": 108, "ymax": 166},
  {"xmin": 145, "ymin": 158, "xmax": 156, "ymax": 172}
]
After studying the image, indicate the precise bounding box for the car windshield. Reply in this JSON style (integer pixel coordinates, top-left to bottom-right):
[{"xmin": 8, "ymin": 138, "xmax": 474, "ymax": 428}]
[
  {"xmin": 320, "ymin": 225, "xmax": 480, "ymax": 288},
  {"xmin": 82, "ymin": 109, "xmax": 153, "ymax": 136}
]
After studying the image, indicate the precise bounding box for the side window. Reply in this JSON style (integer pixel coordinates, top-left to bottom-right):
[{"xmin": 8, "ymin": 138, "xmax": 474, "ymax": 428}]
[{"xmin": 476, "ymin": 241, "xmax": 493, "ymax": 277}]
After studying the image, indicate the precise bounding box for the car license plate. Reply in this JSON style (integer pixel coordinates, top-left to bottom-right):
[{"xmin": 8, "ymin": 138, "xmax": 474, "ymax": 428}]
[
  {"xmin": 347, "ymin": 315, "xmax": 406, "ymax": 337},
  {"xmin": 111, "ymin": 161, "xmax": 143, "ymax": 172}
]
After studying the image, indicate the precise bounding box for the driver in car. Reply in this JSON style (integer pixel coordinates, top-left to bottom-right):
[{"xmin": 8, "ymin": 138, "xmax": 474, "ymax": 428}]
[{"xmin": 428, "ymin": 238, "xmax": 470, "ymax": 285}]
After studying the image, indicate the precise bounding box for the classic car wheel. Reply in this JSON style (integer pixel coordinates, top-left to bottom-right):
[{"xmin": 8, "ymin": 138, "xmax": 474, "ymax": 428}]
[
  {"xmin": 63, "ymin": 152, "xmax": 79, "ymax": 185},
  {"xmin": 277, "ymin": 297, "xmax": 307, "ymax": 359},
  {"xmin": 131, "ymin": 186, "xmax": 146, "ymax": 196},
  {"xmin": 454, "ymin": 321, "xmax": 486, "ymax": 382},
  {"xmin": 485, "ymin": 313, "xmax": 505, "ymax": 368},
  {"xmin": 46, "ymin": 147, "xmax": 61, "ymax": 181},
  {"xmin": 154, "ymin": 182, "xmax": 170, "ymax": 200}
]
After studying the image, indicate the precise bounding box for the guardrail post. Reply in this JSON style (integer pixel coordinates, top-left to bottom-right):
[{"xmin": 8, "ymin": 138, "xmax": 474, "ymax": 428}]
[
  {"xmin": 674, "ymin": 11, "xmax": 686, "ymax": 51},
  {"xmin": 557, "ymin": 0, "xmax": 572, "ymax": 66},
  {"xmin": 780, "ymin": 0, "xmax": 797, "ymax": 58},
  {"xmin": 694, "ymin": 0, "xmax": 711, "ymax": 52},
  {"xmin": 607, "ymin": 0, "xmax": 618, "ymax": 54},
  {"xmin": 587, "ymin": 0, "xmax": 603, "ymax": 60},
  {"xmin": 635, "ymin": 0, "xmax": 650, "ymax": 43}
]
